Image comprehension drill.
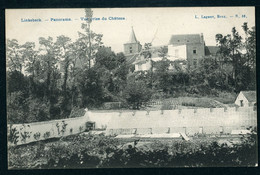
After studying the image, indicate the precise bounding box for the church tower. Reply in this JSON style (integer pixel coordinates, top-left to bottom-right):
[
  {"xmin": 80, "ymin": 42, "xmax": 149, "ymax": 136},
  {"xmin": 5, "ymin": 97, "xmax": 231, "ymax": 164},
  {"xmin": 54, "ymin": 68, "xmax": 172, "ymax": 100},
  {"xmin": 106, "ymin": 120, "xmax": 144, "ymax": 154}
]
[{"xmin": 124, "ymin": 27, "xmax": 142, "ymax": 56}]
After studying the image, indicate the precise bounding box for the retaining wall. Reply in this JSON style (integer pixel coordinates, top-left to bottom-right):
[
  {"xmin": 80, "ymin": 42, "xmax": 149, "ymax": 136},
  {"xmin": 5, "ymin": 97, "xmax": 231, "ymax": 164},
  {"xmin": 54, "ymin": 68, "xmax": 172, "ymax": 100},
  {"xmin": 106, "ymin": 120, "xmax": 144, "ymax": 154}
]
[
  {"xmin": 8, "ymin": 116, "xmax": 88, "ymax": 146},
  {"xmin": 104, "ymin": 107, "xmax": 257, "ymax": 136},
  {"xmin": 8, "ymin": 107, "xmax": 257, "ymax": 146}
]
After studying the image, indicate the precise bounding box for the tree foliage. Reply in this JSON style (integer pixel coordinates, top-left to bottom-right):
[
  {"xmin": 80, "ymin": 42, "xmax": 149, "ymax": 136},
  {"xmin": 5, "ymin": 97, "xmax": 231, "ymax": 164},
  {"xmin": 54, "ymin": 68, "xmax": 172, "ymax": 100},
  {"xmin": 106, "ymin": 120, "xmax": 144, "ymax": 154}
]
[
  {"xmin": 6, "ymin": 20, "xmax": 256, "ymax": 123},
  {"xmin": 123, "ymin": 79, "xmax": 152, "ymax": 109}
]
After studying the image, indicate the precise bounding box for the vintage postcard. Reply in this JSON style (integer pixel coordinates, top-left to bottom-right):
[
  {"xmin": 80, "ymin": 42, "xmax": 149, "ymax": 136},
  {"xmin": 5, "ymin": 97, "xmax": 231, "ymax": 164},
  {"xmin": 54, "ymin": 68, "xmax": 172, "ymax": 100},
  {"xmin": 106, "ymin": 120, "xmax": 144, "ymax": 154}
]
[{"xmin": 6, "ymin": 7, "xmax": 257, "ymax": 169}]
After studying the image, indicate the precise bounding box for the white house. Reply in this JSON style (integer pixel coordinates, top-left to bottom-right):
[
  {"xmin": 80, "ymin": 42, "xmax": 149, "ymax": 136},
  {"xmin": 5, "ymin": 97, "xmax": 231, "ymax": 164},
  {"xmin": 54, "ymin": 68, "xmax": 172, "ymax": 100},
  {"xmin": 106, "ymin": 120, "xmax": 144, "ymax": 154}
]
[
  {"xmin": 134, "ymin": 58, "xmax": 152, "ymax": 71},
  {"xmin": 168, "ymin": 45, "xmax": 187, "ymax": 61},
  {"xmin": 235, "ymin": 91, "xmax": 256, "ymax": 107}
]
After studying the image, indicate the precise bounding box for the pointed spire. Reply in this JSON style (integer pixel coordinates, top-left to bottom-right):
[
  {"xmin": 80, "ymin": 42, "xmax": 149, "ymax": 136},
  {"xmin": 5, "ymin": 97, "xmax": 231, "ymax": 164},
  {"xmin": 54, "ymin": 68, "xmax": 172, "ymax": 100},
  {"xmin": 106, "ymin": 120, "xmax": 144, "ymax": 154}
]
[{"xmin": 128, "ymin": 26, "xmax": 138, "ymax": 43}]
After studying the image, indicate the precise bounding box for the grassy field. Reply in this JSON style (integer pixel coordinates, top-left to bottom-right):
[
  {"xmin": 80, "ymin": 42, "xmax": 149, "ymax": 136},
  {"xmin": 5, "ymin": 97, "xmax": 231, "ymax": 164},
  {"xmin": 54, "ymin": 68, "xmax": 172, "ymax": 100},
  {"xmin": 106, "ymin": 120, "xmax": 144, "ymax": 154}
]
[{"xmin": 146, "ymin": 96, "xmax": 229, "ymax": 111}]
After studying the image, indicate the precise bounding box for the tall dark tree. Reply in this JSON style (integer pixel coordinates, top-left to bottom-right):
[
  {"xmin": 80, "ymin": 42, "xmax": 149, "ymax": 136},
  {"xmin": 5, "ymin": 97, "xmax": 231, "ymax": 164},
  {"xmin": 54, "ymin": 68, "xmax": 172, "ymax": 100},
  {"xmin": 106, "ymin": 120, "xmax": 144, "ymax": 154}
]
[
  {"xmin": 216, "ymin": 27, "xmax": 243, "ymax": 92},
  {"xmin": 77, "ymin": 8, "xmax": 103, "ymax": 69},
  {"xmin": 242, "ymin": 23, "xmax": 256, "ymax": 89},
  {"xmin": 55, "ymin": 35, "xmax": 73, "ymax": 94},
  {"xmin": 21, "ymin": 42, "xmax": 38, "ymax": 94},
  {"xmin": 39, "ymin": 37, "xmax": 61, "ymax": 118}
]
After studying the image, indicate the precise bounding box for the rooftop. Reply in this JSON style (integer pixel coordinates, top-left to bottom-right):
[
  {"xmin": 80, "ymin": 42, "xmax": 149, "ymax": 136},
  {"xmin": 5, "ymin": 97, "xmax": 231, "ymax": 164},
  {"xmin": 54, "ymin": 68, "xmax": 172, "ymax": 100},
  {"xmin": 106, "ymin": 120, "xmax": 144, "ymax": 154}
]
[
  {"xmin": 128, "ymin": 27, "xmax": 138, "ymax": 43},
  {"xmin": 241, "ymin": 91, "xmax": 256, "ymax": 102},
  {"xmin": 169, "ymin": 34, "xmax": 204, "ymax": 45},
  {"xmin": 205, "ymin": 46, "xmax": 219, "ymax": 56}
]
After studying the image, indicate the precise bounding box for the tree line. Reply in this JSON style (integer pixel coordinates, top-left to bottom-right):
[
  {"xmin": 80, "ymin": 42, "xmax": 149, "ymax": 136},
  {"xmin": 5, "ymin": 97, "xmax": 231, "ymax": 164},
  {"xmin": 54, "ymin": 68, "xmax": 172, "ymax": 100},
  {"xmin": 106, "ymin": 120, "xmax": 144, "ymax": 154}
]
[{"xmin": 7, "ymin": 8, "xmax": 256, "ymax": 124}]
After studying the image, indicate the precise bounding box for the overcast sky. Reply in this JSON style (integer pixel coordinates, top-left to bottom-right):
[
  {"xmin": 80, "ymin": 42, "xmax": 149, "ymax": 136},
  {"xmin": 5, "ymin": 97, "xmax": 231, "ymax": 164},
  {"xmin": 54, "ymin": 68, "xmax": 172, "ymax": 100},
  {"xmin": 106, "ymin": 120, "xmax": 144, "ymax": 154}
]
[{"xmin": 6, "ymin": 7, "xmax": 255, "ymax": 53}]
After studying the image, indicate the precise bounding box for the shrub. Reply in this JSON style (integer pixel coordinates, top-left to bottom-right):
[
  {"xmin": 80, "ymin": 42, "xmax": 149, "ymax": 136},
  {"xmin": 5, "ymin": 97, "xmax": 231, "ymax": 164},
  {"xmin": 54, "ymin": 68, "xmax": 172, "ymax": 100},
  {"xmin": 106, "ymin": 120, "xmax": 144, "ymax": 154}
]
[
  {"xmin": 8, "ymin": 131, "xmax": 257, "ymax": 169},
  {"xmin": 8, "ymin": 125, "xmax": 19, "ymax": 145}
]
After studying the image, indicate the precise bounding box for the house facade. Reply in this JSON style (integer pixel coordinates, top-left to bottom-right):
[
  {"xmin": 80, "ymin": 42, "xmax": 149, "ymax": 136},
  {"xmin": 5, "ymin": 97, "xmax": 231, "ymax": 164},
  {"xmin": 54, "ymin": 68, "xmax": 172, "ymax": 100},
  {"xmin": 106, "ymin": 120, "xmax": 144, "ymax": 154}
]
[
  {"xmin": 235, "ymin": 91, "xmax": 256, "ymax": 107},
  {"xmin": 168, "ymin": 34, "xmax": 205, "ymax": 68}
]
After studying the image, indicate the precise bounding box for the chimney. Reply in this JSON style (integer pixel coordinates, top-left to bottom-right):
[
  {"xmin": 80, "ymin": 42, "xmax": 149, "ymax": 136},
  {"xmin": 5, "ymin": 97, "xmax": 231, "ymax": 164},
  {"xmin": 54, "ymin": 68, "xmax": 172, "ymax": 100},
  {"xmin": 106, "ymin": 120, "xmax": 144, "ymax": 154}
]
[{"xmin": 200, "ymin": 33, "xmax": 204, "ymax": 44}]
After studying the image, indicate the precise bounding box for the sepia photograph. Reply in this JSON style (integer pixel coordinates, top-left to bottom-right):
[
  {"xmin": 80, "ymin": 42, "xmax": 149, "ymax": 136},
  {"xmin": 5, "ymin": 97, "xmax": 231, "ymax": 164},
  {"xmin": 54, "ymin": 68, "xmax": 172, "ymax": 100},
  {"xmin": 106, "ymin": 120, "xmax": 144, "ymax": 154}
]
[{"xmin": 6, "ymin": 7, "xmax": 257, "ymax": 169}]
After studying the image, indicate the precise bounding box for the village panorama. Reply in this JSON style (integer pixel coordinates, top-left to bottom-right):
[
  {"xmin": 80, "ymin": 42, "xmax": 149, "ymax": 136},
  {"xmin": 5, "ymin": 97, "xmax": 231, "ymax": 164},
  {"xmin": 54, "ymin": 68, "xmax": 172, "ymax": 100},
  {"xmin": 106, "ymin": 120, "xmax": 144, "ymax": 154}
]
[{"xmin": 6, "ymin": 8, "xmax": 257, "ymax": 168}]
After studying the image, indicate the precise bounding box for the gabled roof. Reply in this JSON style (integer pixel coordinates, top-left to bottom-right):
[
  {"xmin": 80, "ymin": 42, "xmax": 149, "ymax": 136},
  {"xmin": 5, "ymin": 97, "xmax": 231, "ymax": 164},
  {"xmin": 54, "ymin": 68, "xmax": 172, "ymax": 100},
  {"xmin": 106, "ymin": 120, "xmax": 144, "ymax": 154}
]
[
  {"xmin": 128, "ymin": 27, "xmax": 138, "ymax": 43},
  {"xmin": 169, "ymin": 34, "xmax": 203, "ymax": 45},
  {"xmin": 241, "ymin": 91, "xmax": 256, "ymax": 102},
  {"xmin": 205, "ymin": 46, "xmax": 219, "ymax": 56}
]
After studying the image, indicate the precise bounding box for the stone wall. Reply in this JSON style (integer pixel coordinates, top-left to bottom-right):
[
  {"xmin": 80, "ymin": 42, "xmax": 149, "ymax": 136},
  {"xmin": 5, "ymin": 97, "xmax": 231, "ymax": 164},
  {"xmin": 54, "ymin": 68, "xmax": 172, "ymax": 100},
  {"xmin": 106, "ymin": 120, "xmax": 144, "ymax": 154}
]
[
  {"xmin": 8, "ymin": 107, "xmax": 257, "ymax": 146},
  {"xmin": 104, "ymin": 107, "xmax": 256, "ymax": 136},
  {"xmin": 8, "ymin": 116, "xmax": 88, "ymax": 146}
]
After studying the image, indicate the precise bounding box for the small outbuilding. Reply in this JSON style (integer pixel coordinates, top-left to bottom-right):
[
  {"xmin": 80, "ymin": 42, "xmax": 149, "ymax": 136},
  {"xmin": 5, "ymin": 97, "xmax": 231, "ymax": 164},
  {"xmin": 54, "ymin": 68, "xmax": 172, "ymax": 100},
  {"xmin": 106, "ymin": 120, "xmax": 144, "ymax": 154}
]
[{"xmin": 235, "ymin": 91, "xmax": 256, "ymax": 107}]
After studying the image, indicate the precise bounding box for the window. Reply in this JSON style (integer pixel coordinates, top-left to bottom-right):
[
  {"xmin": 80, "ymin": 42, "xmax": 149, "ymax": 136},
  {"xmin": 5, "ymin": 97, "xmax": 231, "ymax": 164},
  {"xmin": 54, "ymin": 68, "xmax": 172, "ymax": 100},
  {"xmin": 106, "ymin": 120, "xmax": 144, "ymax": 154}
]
[
  {"xmin": 193, "ymin": 49, "xmax": 196, "ymax": 54},
  {"xmin": 219, "ymin": 126, "xmax": 224, "ymax": 134},
  {"xmin": 240, "ymin": 100, "xmax": 244, "ymax": 107},
  {"xmin": 129, "ymin": 46, "xmax": 133, "ymax": 53},
  {"xmin": 199, "ymin": 127, "xmax": 203, "ymax": 134},
  {"xmin": 175, "ymin": 49, "xmax": 179, "ymax": 57}
]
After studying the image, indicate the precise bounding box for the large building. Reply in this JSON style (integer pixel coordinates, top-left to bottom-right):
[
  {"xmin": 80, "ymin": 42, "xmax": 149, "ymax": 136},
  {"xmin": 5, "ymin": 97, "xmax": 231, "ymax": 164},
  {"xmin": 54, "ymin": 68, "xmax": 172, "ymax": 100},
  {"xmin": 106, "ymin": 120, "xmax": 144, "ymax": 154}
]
[
  {"xmin": 168, "ymin": 33, "xmax": 205, "ymax": 68},
  {"xmin": 124, "ymin": 28, "xmax": 218, "ymax": 72}
]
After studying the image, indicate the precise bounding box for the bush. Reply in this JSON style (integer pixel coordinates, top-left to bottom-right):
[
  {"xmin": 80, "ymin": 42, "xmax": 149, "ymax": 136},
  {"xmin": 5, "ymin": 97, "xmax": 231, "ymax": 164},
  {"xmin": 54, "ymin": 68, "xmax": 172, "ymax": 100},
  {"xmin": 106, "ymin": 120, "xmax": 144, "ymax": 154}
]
[
  {"xmin": 8, "ymin": 129, "xmax": 257, "ymax": 169},
  {"xmin": 123, "ymin": 80, "xmax": 152, "ymax": 109}
]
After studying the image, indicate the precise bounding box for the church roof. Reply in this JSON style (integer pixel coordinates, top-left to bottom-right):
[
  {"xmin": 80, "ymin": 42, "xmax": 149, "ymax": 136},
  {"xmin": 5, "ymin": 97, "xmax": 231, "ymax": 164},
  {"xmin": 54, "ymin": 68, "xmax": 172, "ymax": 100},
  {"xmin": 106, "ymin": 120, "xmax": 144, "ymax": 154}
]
[
  {"xmin": 128, "ymin": 27, "xmax": 138, "ymax": 43},
  {"xmin": 169, "ymin": 34, "xmax": 203, "ymax": 45}
]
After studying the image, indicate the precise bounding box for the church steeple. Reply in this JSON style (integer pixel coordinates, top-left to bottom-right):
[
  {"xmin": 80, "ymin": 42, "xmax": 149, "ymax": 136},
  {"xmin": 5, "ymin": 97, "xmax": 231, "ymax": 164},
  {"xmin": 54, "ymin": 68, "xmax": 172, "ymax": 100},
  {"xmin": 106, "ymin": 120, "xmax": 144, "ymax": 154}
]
[
  {"xmin": 124, "ymin": 27, "xmax": 142, "ymax": 56},
  {"xmin": 128, "ymin": 26, "xmax": 138, "ymax": 43}
]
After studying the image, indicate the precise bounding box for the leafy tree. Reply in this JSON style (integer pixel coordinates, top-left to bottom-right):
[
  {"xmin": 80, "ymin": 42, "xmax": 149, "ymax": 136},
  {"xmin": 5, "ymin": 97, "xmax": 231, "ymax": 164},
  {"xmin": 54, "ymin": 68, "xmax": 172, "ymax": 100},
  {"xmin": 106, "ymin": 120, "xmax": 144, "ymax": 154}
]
[
  {"xmin": 7, "ymin": 70, "xmax": 29, "ymax": 95},
  {"xmin": 95, "ymin": 47, "xmax": 117, "ymax": 71},
  {"xmin": 55, "ymin": 35, "xmax": 73, "ymax": 94},
  {"xmin": 77, "ymin": 67, "xmax": 104, "ymax": 108},
  {"xmin": 20, "ymin": 42, "xmax": 39, "ymax": 94},
  {"xmin": 141, "ymin": 43, "xmax": 152, "ymax": 59},
  {"xmin": 54, "ymin": 35, "xmax": 78, "ymax": 116},
  {"xmin": 158, "ymin": 46, "xmax": 168, "ymax": 59},
  {"xmin": 242, "ymin": 23, "xmax": 256, "ymax": 90},
  {"xmin": 216, "ymin": 23, "xmax": 256, "ymax": 92},
  {"xmin": 123, "ymin": 80, "xmax": 152, "ymax": 109},
  {"xmin": 94, "ymin": 48, "xmax": 128, "ymax": 97},
  {"xmin": 7, "ymin": 39, "xmax": 23, "ymax": 72},
  {"xmin": 153, "ymin": 59, "xmax": 171, "ymax": 94},
  {"xmin": 39, "ymin": 36, "xmax": 61, "ymax": 118}
]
